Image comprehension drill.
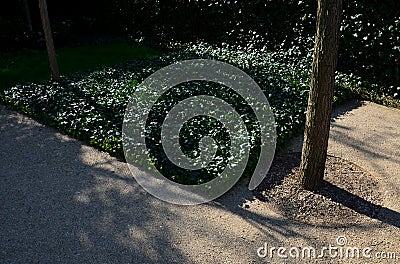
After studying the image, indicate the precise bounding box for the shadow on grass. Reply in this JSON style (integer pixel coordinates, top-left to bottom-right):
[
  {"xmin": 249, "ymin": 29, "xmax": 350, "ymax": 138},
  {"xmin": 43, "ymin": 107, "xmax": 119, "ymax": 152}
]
[{"xmin": 0, "ymin": 42, "xmax": 162, "ymax": 93}]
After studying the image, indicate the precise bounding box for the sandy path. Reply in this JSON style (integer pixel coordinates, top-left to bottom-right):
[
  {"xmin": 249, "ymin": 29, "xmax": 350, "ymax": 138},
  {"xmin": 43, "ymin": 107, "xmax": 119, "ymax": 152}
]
[{"xmin": 1, "ymin": 101, "xmax": 399, "ymax": 264}]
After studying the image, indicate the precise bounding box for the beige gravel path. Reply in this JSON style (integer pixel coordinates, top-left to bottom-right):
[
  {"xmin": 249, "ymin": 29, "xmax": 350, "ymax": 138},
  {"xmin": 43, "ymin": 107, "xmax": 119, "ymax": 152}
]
[
  {"xmin": 1, "ymin": 100, "xmax": 399, "ymax": 264},
  {"xmin": 289, "ymin": 100, "xmax": 400, "ymax": 215}
]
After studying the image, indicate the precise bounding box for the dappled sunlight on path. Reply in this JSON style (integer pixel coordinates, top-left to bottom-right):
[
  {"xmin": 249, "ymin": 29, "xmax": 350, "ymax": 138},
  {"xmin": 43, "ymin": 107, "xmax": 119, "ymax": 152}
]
[{"xmin": 1, "ymin": 102, "xmax": 399, "ymax": 263}]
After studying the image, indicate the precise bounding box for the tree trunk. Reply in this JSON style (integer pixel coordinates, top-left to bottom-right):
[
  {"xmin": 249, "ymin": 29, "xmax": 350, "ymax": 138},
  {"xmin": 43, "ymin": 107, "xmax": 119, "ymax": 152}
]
[
  {"xmin": 22, "ymin": 0, "xmax": 33, "ymax": 34},
  {"xmin": 38, "ymin": 0, "xmax": 60, "ymax": 81},
  {"xmin": 300, "ymin": 0, "xmax": 342, "ymax": 190}
]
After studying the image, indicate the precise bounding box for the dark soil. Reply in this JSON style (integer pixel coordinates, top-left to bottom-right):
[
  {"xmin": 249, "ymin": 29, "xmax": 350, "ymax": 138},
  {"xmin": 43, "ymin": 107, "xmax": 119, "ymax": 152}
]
[{"xmin": 255, "ymin": 152, "xmax": 385, "ymax": 227}]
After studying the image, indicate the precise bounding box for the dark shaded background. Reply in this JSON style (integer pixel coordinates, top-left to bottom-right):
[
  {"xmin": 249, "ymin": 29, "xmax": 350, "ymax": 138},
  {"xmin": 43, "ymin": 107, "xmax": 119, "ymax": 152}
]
[{"xmin": 1, "ymin": 0, "xmax": 399, "ymax": 93}]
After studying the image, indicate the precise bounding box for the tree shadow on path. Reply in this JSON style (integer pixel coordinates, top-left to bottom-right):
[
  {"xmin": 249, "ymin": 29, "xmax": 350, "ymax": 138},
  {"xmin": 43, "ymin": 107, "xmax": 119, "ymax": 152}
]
[
  {"xmin": 320, "ymin": 181, "xmax": 400, "ymax": 228},
  {"xmin": 0, "ymin": 106, "xmax": 190, "ymax": 263}
]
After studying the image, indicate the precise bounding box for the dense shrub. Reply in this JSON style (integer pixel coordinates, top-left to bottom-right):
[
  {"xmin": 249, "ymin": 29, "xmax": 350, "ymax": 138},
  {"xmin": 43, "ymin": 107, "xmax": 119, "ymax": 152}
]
[
  {"xmin": 2, "ymin": 0, "xmax": 399, "ymax": 183},
  {"xmin": 2, "ymin": 44, "xmax": 359, "ymax": 183},
  {"xmin": 338, "ymin": 1, "xmax": 400, "ymax": 100},
  {"xmin": 3, "ymin": 0, "xmax": 399, "ymax": 100}
]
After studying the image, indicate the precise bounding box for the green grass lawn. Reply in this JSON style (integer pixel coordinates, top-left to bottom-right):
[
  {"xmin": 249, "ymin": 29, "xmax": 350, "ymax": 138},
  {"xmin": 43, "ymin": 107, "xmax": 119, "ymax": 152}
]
[{"xmin": 0, "ymin": 42, "xmax": 162, "ymax": 93}]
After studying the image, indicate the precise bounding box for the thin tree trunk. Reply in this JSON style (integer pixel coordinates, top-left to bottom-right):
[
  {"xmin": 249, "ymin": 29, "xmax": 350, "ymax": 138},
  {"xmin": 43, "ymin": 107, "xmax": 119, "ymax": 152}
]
[
  {"xmin": 38, "ymin": 0, "xmax": 60, "ymax": 81},
  {"xmin": 22, "ymin": 0, "xmax": 33, "ymax": 34},
  {"xmin": 300, "ymin": 0, "xmax": 342, "ymax": 190}
]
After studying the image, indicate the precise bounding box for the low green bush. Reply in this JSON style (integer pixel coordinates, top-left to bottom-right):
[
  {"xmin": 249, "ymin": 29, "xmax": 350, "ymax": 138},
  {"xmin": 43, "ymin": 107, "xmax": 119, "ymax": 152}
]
[{"xmin": 1, "ymin": 45, "xmax": 358, "ymax": 184}]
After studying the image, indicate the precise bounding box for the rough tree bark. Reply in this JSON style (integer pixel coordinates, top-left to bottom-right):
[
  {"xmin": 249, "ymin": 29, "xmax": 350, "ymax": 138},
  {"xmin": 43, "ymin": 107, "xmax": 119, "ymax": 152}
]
[
  {"xmin": 38, "ymin": 0, "xmax": 60, "ymax": 81},
  {"xmin": 300, "ymin": 0, "xmax": 342, "ymax": 190}
]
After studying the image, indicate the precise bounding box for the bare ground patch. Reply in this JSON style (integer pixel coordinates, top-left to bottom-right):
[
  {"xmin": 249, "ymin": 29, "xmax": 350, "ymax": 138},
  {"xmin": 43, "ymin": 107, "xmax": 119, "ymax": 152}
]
[{"xmin": 256, "ymin": 152, "xmax": 385, "ymax": 227}]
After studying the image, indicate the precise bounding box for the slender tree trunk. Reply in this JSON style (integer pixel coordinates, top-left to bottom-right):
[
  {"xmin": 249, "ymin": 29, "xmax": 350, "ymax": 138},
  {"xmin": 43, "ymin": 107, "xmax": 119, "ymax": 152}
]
[
  {"xmin": 300, "ymin": 0, "xmax": 342, "ymax": 190},
  {"xmin": 22, "ymin": 0, "xmax": 33, "ymax": 34},
  {"xmin": 38, "ymin": 0, "xmax": 60, "ymax": 81}
]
